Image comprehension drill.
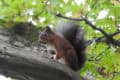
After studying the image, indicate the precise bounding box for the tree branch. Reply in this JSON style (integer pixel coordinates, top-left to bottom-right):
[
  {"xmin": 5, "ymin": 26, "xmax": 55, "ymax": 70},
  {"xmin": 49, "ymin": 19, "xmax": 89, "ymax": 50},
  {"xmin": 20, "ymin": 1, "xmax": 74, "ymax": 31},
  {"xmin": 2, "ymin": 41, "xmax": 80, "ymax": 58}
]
[
  {"xmin": 56, "ymin": 13, "xmax": 120, "ymax": 46},
  {"xmin": 0, "ymin": 29, "xmax": 83, "ymax": 80}
]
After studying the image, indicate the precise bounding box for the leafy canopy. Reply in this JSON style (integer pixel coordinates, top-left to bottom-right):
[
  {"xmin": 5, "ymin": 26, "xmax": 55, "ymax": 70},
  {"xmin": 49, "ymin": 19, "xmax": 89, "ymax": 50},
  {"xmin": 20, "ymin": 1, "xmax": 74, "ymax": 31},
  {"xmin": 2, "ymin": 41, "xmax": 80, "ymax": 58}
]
[{"xmin": 0, "ymin": 0, "xmax": 120, "ymax": 80}]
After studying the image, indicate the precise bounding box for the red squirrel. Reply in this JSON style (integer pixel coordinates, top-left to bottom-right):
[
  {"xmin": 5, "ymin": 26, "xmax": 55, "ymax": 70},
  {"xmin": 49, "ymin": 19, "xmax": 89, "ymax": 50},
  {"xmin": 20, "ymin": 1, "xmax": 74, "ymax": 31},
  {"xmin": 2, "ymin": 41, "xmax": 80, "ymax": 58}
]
[{"xmin": 39, "ymin": 21, "xmax": 86, "ymax": 71}]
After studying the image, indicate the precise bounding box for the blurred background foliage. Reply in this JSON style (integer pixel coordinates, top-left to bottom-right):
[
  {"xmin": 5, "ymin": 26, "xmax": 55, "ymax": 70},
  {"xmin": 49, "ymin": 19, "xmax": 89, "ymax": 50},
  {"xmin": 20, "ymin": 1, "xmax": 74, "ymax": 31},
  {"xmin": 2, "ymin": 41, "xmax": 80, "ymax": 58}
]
[{"xmin": 0, "ymin": 0, "xmax": 120, "ymax": 80}]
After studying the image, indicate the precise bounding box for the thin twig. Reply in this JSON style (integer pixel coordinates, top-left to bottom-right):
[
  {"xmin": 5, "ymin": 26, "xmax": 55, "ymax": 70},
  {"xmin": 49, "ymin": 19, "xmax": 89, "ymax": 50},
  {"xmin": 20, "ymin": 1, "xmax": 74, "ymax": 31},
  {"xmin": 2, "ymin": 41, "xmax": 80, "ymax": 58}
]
[{"xmin": 56, "ymin": 13, "xmax": 120, "ymax": 46}]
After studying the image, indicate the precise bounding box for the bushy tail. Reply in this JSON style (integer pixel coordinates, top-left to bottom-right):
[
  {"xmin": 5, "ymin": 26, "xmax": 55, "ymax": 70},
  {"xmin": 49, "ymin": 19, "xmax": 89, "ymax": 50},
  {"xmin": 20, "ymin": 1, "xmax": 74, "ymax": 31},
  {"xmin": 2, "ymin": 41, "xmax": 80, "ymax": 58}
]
[{"xmin": 56, "ymin": 21, "xmax": 86, "ymax": 70}]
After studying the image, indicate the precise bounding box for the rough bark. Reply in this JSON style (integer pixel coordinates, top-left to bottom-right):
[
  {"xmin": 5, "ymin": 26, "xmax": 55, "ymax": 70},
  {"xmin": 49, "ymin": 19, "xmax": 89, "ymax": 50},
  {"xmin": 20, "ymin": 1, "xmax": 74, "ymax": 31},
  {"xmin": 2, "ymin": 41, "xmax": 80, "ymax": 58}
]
[{"xmin": 0, "ymin": 28, "xmax": 84, "ymax": 80}]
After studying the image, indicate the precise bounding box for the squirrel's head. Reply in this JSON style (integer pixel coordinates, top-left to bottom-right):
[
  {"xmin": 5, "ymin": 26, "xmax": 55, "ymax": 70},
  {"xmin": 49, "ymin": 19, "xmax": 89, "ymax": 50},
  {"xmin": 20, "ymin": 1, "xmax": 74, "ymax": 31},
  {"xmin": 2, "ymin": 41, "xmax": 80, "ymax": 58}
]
[{"xmin": 39, "ymin": 26, "xmax": 55, "ymax": 43}]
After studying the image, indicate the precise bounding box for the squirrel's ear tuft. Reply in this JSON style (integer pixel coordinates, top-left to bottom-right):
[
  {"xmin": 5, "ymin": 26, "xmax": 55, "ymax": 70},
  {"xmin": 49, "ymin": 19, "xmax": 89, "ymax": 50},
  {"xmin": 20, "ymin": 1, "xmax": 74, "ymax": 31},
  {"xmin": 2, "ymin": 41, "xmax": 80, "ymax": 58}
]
[{"xmin": 45, "ymin": 26, "xmax": 53, "ymax": 33}]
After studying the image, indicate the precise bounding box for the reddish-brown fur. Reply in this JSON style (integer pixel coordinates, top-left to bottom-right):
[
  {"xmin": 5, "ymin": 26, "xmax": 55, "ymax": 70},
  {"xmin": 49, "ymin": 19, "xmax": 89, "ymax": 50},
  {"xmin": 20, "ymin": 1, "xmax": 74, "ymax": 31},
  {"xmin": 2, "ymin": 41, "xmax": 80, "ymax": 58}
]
[{"xmin": 40, "ymin": 27, "xmax": 79, "ymax": 71}]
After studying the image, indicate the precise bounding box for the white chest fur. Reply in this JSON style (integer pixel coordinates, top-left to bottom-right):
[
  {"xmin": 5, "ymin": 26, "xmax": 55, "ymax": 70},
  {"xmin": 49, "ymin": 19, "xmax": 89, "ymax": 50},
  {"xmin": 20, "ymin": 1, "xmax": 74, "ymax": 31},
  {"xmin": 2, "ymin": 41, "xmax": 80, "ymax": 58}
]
[{"xmin": 47, "ymin": 45, "xmax": 66, "ymax": 64}]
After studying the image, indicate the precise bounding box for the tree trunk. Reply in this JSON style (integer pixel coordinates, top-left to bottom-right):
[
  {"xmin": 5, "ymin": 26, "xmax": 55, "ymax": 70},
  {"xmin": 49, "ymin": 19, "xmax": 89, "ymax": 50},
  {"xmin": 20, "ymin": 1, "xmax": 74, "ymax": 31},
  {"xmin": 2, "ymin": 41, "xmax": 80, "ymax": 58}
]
[{"xmin": 0, "ymin": 28, "xmax": 84, "ymax": 80}]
